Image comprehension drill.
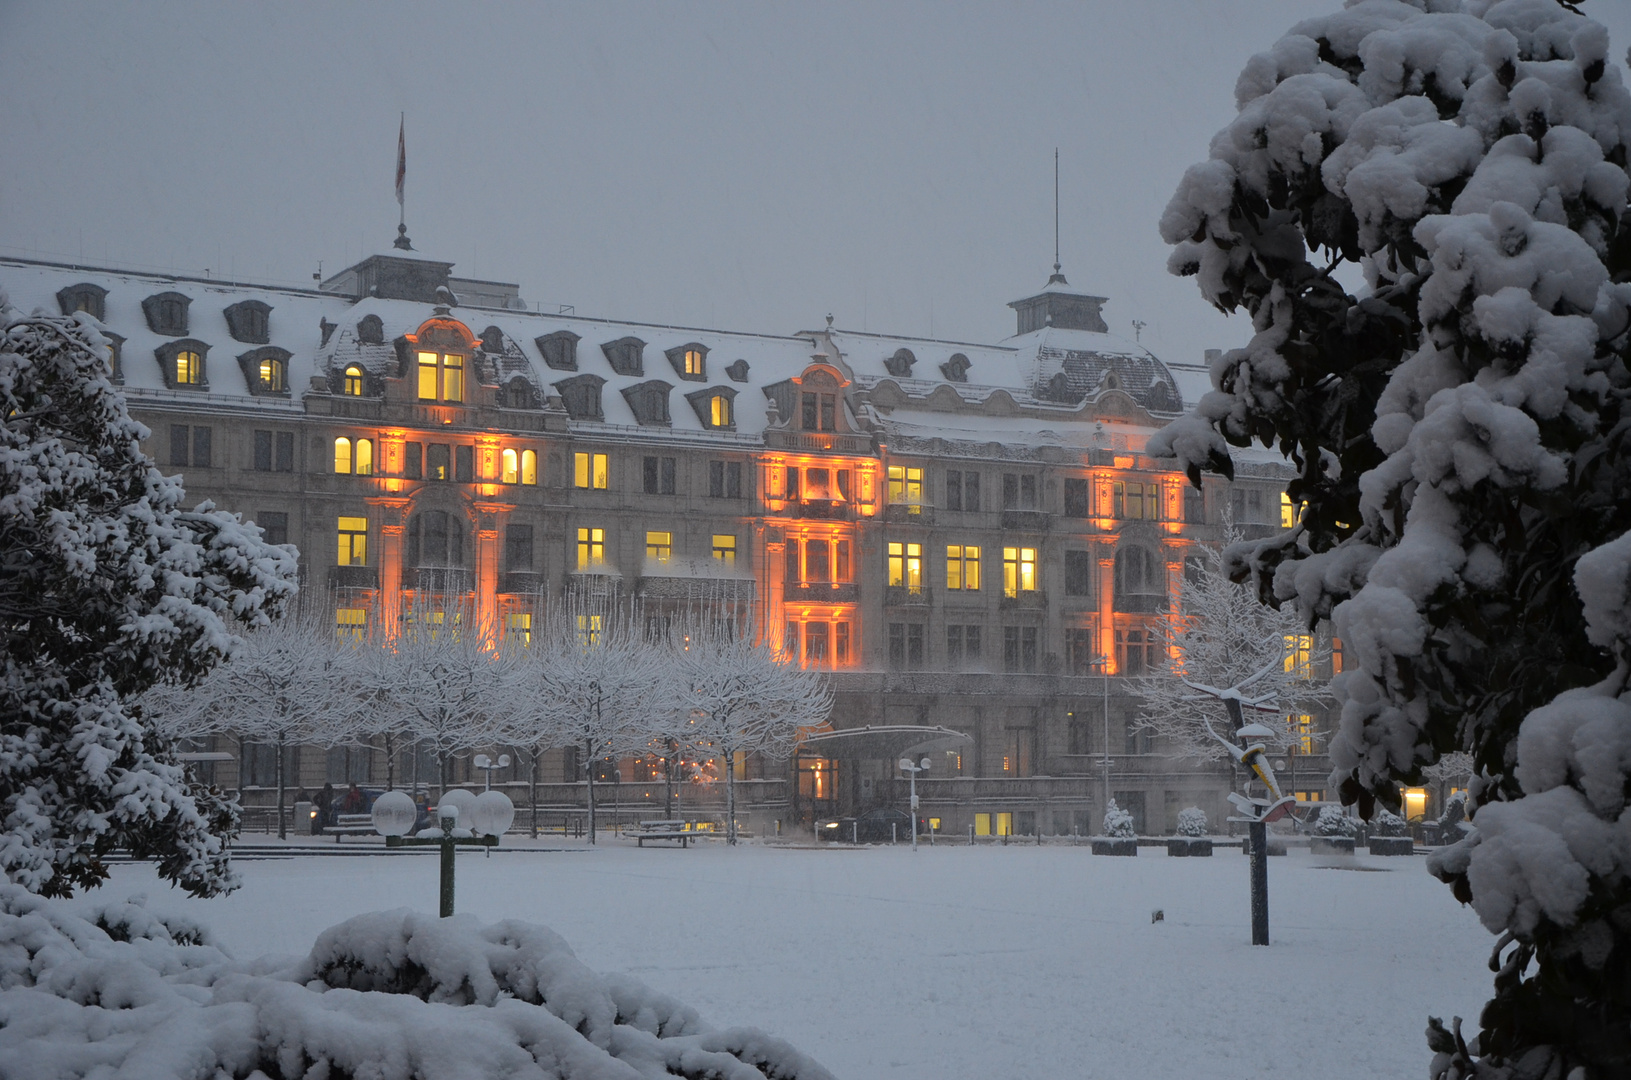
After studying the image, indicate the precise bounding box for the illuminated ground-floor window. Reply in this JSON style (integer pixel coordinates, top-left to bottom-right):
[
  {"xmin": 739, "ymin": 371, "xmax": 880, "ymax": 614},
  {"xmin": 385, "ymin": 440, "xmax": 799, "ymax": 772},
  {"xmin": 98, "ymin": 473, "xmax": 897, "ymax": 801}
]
[
  {"xmin": 335, "ymin": 607, "xmax": 366, "ymax": 640},
  {"xmin": 504, "ymin": 612, "xmax": 532, "ymax": 645},
  {"xmin": 973, "ymin": 812, "xmax": 1013, "ymax": 837}
]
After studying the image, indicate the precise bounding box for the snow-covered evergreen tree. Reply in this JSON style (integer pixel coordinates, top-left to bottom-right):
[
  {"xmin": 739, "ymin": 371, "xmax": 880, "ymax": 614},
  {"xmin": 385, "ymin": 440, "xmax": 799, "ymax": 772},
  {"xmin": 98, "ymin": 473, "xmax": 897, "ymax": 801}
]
[
  {"xmin": 1152, "ymin": 3, "xmax": 1631, "ymax": 1072},
  {"xmin": 1176, "ymin": 806, "xmax": 1209, "ymax": 838},
  {"xmin": 1127, "ymin": 521, "xmax": 1331, "ymax": 762},
  {"xmin": 0, "ymin": 299, "xmax": 297, "ymax": 897},
  {"xmin": 1101, "ymin": 799, "xmax": 1135, "ymax": 839}
]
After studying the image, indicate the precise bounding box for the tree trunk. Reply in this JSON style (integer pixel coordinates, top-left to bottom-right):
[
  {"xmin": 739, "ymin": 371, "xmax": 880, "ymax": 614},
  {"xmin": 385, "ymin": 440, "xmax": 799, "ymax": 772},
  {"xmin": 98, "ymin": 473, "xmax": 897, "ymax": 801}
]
[
  {"xmin": 725, "ymin": 747, "xmax": 737, "ymax": 845},
  {"xmin": 584, "ymin": 738, "xmax": 597, "ymax": 844},
  {"xmin": 275, "ymin": 734, "xmax": 287, "ymax": 840},
  {"xmin": 663, "ymin": 740, "xmax": 675, "ymax": 821},
  {"xmin": 528, "ymin": 751, "xmax": 539, "ymax": 838},
  {"xmin": 385, "ymin": 731, "xmax": 396, "ymax": 791}
]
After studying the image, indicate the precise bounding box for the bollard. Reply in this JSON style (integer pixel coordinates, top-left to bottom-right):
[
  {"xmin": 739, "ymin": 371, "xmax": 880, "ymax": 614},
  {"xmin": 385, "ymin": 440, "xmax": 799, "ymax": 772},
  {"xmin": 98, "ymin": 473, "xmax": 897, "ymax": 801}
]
[
  {"xmin": 1249, "ymin": 820, "xmax": 1269, "ymax": 945},
  {"xmin": 440, "ymin": 832, "xmax": 456, "ymax": 917}
]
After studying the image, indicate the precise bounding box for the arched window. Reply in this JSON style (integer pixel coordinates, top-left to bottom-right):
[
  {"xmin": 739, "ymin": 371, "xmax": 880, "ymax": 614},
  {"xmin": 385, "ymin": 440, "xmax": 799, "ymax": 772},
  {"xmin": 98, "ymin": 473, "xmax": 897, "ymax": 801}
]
[
  {"xmin": 685, "ymin": 348, "xmax": 703, "ymax": 375},
  {"xmin": 333, "ymin": 437, "xmax": 352, "ymax": 475},
  {"xmin": 343, "ymin": 365, "xmax": 365, "ymax": 396},
  {"xmin": 521, "ymin": 449, "xmax": 538, "ymax": 486},
  {"xmin": 354, "ymin": 438, "xmax": 373, "ymax": 477},
  {"xmin": 408, "ymin": 510, "xmax": 465, "ymax": 568},
  {"xmin": 501, "ymin": 448, "xmax": 519, "ymax": 484},
  {"xmin": 258, "ymin": 356, "xmax": 285, "ymax": 393},
  {"xmin": 711, "ymin": 394, "xmax": 731, "ymax": 427},
  {"xmin": 176, "ymin": 350, "xmax": 202, "ymax": 386},
  {"xmin": 1114, "ymin": 546, "xmax": 1165, "ymax": 613}
]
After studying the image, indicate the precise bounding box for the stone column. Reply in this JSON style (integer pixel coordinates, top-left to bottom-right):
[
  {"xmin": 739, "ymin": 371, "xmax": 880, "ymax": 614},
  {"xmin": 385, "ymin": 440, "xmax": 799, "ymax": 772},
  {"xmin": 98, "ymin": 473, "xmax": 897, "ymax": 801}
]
[
  {"xmin": 367, "ymin": 496, "xmax": 412, "ymax": 638},
  {"xmin": 1096, "ymin": 539, "xmax": 1116, "ymax": 673}
]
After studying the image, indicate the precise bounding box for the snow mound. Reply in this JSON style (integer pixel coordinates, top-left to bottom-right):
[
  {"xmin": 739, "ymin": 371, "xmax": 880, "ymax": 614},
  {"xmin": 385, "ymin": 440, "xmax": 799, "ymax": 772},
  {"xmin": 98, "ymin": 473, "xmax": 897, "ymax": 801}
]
[{"xmin": 0, "ymin": 887, "xmax": 834, "ymax": 1080}]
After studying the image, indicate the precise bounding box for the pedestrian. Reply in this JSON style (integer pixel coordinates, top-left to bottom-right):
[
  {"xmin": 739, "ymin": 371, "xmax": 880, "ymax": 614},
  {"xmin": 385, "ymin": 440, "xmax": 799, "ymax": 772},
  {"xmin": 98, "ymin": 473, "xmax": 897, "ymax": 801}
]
[
  {"xmin": 317, "ymin": 782, "xmax": 336, "ymax": 830},
  {"xmin": 342, "ymin": 783, "xmax": 364, "ymax": 814}
]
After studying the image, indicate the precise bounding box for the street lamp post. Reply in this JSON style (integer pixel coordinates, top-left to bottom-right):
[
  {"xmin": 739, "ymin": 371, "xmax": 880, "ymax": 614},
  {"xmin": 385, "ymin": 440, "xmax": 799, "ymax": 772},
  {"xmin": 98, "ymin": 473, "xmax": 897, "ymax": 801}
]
[
  {"xmin": 1092, "ymin": 653, "xmax": 1111, "ymax": 831},
  {"xmin": 473, "ymin": 753, "xmax": 511, "ymax": 792},
  {"xmin": 370, "ymin": 788, "xmax": 514, "ymax": 915},
  {"xmin": 898, "ymin": 756, "xmax": 931, "ymax": 851}
]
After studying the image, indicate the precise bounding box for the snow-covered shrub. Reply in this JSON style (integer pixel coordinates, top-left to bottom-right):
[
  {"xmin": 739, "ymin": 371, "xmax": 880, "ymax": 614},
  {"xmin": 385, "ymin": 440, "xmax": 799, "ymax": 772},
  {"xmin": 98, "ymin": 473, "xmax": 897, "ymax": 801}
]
[
  {"xmin": 1370, "ymin": 808, "xmax": 1408, "ymax": 839},
  {"xmin": 1152, "ymin": 2, "xmax": 1631, "ymax": 1074},
  {"xmin": 1314, "ymin": 806, "xmax": 1360, "ymax": 839},
  {"xmin": 0, "ymin": 886, "xmax": 834, "ymax": 1079},
  {"xmin": 1102, "ymin": 800, "xmax": 1136, "ymax": 838},
  {"xmin": 1176, "ymin": 807, "xmax": 1209, "ymax": 837},
  {"xmin": 1436, "ymin": 790, "xmax": 1468, "ymax": 832}
]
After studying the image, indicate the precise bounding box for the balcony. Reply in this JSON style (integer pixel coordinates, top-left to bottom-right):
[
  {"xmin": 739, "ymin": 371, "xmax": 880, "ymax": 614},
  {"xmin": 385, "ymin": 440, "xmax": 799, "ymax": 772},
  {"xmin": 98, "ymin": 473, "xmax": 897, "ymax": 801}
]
[
  {"xmin": 784, "ymin": 581, "xmax": 859, "ymax": 605},
  {"xmin": 1001, "ymin": 509, "xmax": 1051, "ymax": 532},
  {"xmin": 499, "ymin": 571, "xmax": 543, "ymax": 596},
  {"xmin": 999, "ymin": 589, "xmax": 1048, "ymax": 611},
  {"xmin": 1113, "ymin": 593, "xmax": 1169, "ymax": 614},
  {"xmin": 402, "ymin": 567, "xmax": 474, "ymax": 594},
  {"xmin": 884, "ymin": 584, "xmax": 931, "ymax": 607},
  {"xmin": 793, "ymin": 499, "xmax": 854, "ymax": 522},
  {"xmin": 883, "ymin": 503, "xmax": 933, "ymax": 525},
  {"xmin": 328, "ymin": 565, "xmax": 379, "ymax": 590},
  {"xmin": 639, "ymin": 574, "xmax": 755, "ymax": 601},
  {"xmin": 764, "ymin": 429, "xmax": 874, "ymax": 455}
]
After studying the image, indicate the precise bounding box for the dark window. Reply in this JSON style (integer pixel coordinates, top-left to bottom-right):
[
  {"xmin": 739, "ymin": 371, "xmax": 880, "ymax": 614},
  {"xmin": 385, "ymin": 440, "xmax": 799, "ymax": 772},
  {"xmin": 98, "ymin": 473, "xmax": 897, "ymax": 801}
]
[
  {"xmin": 644, "ymin": 456, "xmax": 677, "ymax": 495},
  {"xmin": 600, "ymin": 336, "xmax": 645, "ymax": 377},
  {"xmin": 1066, "ymin": 628, "xmax": 1097, "ymax": 675},
  {"xmin": 1184, "ymin": 485, "xmax": 1206, "ymax": 524},
  {"xmin": 1004, "ymin": 626, "xmax": 1020, "ymax": 672},
  {"xmin": 192, "ymin": 426, "xmax": 211, "ymax": 468},
  {"xmin": 948, "ymin": 625, "xmax": 963, "ymax": 667},
  {"xmin": 455, "ymin": 445, "xmax": 474, "ymax": 483},
  {"xmin": 223, "ymin": 300, "xmax": 271, "ymax": 344},
  {"xmin": 404, "ymin": 442, "xmax": 423, "ymax": 480},
  {"xmin": 276, "ymin": 431, "xmax": 294, "ymax": 472},
  {"xmin": 1003, "ymin": 473, "xmax": 1018, "ymax": 510},
  {"xmin": 1115, "ymin": 547, "xmax": 1164, "ymax": 611},
  {"xmin": 709, "ymin": 460, "xmax": 742, "ymax": 498},
  {"xmin": 1064, "ymin": 478, "xmax": 1090, "ymax": 517},
  {"xmin": 835, "ymin": 538, "xmax": 852, "ymax": 582},
  {"xmin": 553, "ymin": 374, "xmax": 606, "ymax": 421},
  {"xmin": 946, "ymin": 471, "xmax": 962, "ymax": 511},
  {"xmin": 142, "ymin": 292, "xmax": 191, "ymax": 336},
  {"xmin": 409, "ymin": 510, "xmax": 464, "ymax": 567},
  {"xmin": 254, "ymin": 430, "xmax": 273, "ymax": 472},
  {"xmin": 801, "ymin": 392, "xmax": 836, "ymax": 432},
  {"xmin": 257, "ymin": 511, "xmax": 288, "ymax": 547},
  {"xmin": 908, "ymin": 624, "xmax": 924, "ymax": 669},
  {"xmin": 1021, "ymin": 475, "xmax": 1037, "ymax": 510},
  {"xmin": 426, "ymin": 443, "xmax": 451, "ymax": 481},
  {"xmin": 1022, "ymin": 626, "xmax": 1038, "ymax": 672},
  {"xmin": 505, "ymin": 525, "xmax": 533, "ymax": 572},
  {"xmin": 948, "ymin": 625, "xmax": 980, "ymax": 669},
  {"xmin": 965, "ymin": 624, "xmax": 981, "ymax": 663},
  {"xmin": 536, "ymin": 331, "xmax": 580, "ymax": 371},
  {"xmin": 356, "ymin": 314, "xmax": 385, "ymax": 345},
  {"xmin": 170, "ymin": 425, "xmax": 189, "ymax": 467},
  {"xmin": 1065, "ymin": 551, "xmax": 1095, "ymax": 596},
  {"xmin": 785, "ymin": 540, "xmax": 800, "ymax": 583},
  {"xmin": 56, "ymin": 283, "xmax": 107, "ymax": 321},
  {"xmin": 889, "ymin": 623, "xmax": 905, "ymax": 670},
  {"xmin": 806, "ymin": 539, "xmax": 830, "ymax": 582},
  {"xmin": 965, "ymin": 472, "xmax": 980, "ymax": 512}
]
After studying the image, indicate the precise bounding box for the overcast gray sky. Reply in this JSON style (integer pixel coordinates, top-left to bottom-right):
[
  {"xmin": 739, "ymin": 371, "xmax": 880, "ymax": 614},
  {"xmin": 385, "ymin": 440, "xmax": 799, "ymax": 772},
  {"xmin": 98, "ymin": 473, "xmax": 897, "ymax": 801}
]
[{"xmin": 5, "ymin": 0, "xmax": 1631, "ymax": 385}]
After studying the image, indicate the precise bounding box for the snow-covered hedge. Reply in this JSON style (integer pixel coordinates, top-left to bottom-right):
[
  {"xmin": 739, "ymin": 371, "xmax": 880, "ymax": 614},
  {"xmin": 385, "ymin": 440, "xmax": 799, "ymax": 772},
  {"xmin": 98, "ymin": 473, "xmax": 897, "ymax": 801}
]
[
  {"xmin": 1370, "ymin": 808, "xmax": 1408, "ymax": 838},
  {"xmin": 1314, "ymin": 806, "xmax": 1361, "ymax": 839},
  {"xmin": 1101, "ymin": 800, "xmax": 1136, "ymax": 838},
  {"xmin": 0, "ymin": 887, "xmax": 833, "ymax": 1079},
  {"xmin": 1176, "ymin": 807, "xmax": 1209, "ymax": 837}
]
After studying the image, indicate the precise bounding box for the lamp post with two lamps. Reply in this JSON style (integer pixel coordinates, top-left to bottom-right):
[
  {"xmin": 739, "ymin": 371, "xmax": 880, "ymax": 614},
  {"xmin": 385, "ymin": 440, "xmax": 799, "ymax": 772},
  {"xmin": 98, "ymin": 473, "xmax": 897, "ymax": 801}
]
[{"xmin": 897, "ymin": 755, "xmax": 931, "ymax": 851}]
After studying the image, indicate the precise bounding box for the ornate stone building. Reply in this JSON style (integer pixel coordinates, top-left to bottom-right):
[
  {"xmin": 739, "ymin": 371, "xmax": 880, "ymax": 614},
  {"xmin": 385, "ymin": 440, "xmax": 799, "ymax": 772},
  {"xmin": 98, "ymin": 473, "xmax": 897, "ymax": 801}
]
[{"xmin": 3, "ymin": 248, "xmax": 1333, "ymax": 837}]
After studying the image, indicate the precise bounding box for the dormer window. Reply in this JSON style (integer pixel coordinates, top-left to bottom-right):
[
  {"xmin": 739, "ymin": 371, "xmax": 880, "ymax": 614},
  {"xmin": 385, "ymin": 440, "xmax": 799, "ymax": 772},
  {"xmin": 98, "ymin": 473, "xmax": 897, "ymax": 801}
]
[
  {"xmin": 223, "ymin": 300, "xmax": 271, "ymax": 344},
  {"xmin": 665, "ymin": 343, "xmax": 708, "ymax": 381},
  {"xmin": 536, "ymin": 330, "xmax": 580, "ymax": 371},
  {"xmin": 621, "ymin": 380, "xmax": 673, "ymax": 427},
  {"xmin": 725, "ymin": 358, "xmax": 750, "ymax": 382},
  {"xmin": 237, "ymin": 347, "xmax": 291, "ymax": 396},
  {"xmin": 142, "ymin": 292, "xmax": 191, "ymax": 337},
  {"xmin": 480, "ymin": 325, "xmax": 505, "ymax": 353},
  {"xmin": 941, "ymin": 353, "xmax": 971, "ymax": 382},
  {"xmin": 343, "ymin": 365, "xmax": 365, "ymax": 396},
  {"xmin": 686, "ymin": 386, "xmax": 737, "ymax": 430},
  {"xmin": 553, "ymin": 374, "xmax": 606, "ymax": 421},
  {"xmin": 601, "ymin": 336, "xmax": 645, "ymax": 377},
  {"xmin": 259, "ymin": 356, "xmax": 285, "ymax": 392},
  {"xmin": 155, "ymin": 340, "xmax": 210, "ymax": 390},
  {"xmin": 417, "ymin": 350, "xmax": 465, "ymax": 403},
  {"xmin": 503, "ymin": 378, "xmax": 536, "ymax": 409},
  {"xmin": 884, "ymin": 348, "xmax": 916, "ymax": 378},
  {"xmin": 801, "ymin": 392, "xmax": 836, "ymax": 432},
  {"xmin": 357, "ymin": 314, "xmax": 385, "ymax": 345},
  {"xmin": 102, "ymin": 333, "xmax": 124, "ymax": 383},
  {"xmin": 56, "ymin": 283, "xmax": 107, "ymax": 321}
]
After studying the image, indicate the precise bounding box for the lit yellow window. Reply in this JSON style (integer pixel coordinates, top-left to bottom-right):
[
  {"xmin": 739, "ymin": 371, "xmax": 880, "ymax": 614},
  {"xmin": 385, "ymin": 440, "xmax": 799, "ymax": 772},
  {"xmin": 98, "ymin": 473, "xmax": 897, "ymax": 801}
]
[
  {"xmin": 577, "ymin": 613, "xmax": 602, "ymax": 647},
  {"xmin": 946, "ymin": 545, "xmax": 980, "ymax": 590},
  {"xmin": 1280, "ymin": 491, "xmax": 1305, "ymax": 528},
  {"xmin": 1284, "ymin": 633, "xmax": 1312, "ymax": 678},
  {"xmin": 1402, "ymin": 787, "xmax": 1428, "ymax": 821},
  {"xmin": 354, "ymin": 438, "xmax": 373, "ymax": 477},
  {"xmin": 504, "ymin": 612, "xmax": 532, "ymax": 645},
  {"xmin": 887, "ymin": 541, "xmax": 922, "ymax": 591},
  {"xmin": 333, "ymin": 437, "xmax": 352, "ymax": 475},
  {"xmin": 335, "ymin": 607, "xmax": 367, "ymax": 640},
  {"xmin": 712, "ymin": 534, "xmax": 737, "ymax": 565},
  {"xmin": 974, "ymin": 813, "xmax": 992, "ymax": 837},
  {"xmin": 1294, "ymin": 714, "xmax": 1314, "ymax": 755},
  {"xmin": 337, "ymin": 516, "xmax": 368, "ymax": 566},
  {"xmin": 710, "ymin": 394, "xmax": 732, "ymax": 427},
  {"xmin": 1003, "ymin": 547, "xmax": 1037, "ymax": 596},
  {"xmin": 576, "ymin": 526, "xmax": 605, "ymax": 569},
  {"xmin": 258, "ymin": 357, "xmax": 285, "ymax": 392},
  {"xmin": 684, "ymin": 348, "xmax": 703, "ymax": 375},
  {"xmin": 175, "ymin": 350, "xmax": 202, "ymax": 386},
  {"xmin": 501, "ymin": 448, "xmax": 519, "ymax": 484},
  {"xmin": 442, "ymin": 352, "xmax": 464, "ymax": 403},
  {"xmin": 521, "ymin": 449, "xmax": 538, "ymax": 486},
  {"xmin": 417, "ymin": 351, "xmax": 439, "ymax": 400},
  {"xmin": 574, "ymin": 452, "xmax": 608, "ymax": 489},
  {"xmin": 995, "ymin": 812, "xmax": 1013, "ymax": 837},
  {"xmin": 887, "ymin": 466, "xmax": 923, "ymax": 505},
  {"xmin": 343, "ymin": 365, "xmax": 364, "ymax": 396},
  {"xmin": 647, "ymin": 530, "xmax": 672, "ymax": 563}
]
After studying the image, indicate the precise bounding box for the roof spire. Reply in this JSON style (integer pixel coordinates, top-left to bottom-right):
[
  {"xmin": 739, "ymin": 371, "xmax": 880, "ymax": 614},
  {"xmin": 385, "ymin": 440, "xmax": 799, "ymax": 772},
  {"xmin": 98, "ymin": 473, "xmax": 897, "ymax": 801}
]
[
  {"xmin": 1048, "ymin": 148, "xmax": 1067, "ymax": 286},
  {"xmin": 393, "ymin": 113, "xmax": 413, "ymax": 251}
]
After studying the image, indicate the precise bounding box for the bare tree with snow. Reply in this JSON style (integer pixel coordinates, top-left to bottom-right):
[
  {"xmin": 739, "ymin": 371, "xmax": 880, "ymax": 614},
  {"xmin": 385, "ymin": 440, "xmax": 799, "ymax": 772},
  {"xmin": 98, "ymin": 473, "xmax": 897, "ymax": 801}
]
[
  {"xmin": 672, "ymin": 615, "xmax": 832, "ymax": 845},
  {"xmin": 0, "ymin": 299, "xmax": 297, "ymax": 896}
]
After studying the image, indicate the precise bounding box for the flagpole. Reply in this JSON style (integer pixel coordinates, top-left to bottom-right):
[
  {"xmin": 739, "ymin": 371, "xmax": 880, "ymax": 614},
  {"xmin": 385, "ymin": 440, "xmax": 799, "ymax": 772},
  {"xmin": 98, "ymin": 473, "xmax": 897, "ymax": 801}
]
[{"xmin": 395, "ymin": 113, "xmax": 411, "ymax": 250}]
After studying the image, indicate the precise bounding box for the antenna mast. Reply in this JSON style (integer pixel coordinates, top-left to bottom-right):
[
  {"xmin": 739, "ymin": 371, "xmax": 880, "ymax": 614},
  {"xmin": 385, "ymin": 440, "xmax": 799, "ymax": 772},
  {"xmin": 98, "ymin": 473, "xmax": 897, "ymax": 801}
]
[{"xmin": 1049, "ymin": 149, "xmax": 1066, "ymax": 285}]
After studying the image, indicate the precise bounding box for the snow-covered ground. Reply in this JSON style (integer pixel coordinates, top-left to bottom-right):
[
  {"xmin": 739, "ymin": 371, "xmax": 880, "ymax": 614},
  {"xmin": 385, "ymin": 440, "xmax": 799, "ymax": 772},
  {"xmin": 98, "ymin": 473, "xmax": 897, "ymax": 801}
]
[{"xmin": 90, "ymin": 840, "xmax": 1491, "ymax": 1079}]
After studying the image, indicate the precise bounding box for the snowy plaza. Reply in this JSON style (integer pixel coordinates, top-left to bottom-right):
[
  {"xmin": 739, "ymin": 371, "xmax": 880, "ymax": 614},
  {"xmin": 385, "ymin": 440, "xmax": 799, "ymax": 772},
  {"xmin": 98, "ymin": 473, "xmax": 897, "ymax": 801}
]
[{"xmin": 73, "ymin": 839, "xmax": 1492, "ymax": 1080}]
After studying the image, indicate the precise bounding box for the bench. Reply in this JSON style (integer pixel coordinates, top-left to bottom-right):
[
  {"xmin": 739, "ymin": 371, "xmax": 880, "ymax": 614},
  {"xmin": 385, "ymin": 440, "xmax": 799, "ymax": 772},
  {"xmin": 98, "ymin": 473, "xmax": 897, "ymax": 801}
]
[
  {"xmin": 630, "ymin": 819, "xmax": 704, "ymax": 847},
  {"xmin": 323, "ymin": 813, "xmax": 376, "ymax": 842}
]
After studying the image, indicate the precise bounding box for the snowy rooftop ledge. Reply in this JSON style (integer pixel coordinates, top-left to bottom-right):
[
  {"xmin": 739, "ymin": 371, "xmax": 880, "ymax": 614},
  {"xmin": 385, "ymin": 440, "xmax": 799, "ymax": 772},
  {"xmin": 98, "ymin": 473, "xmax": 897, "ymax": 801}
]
[{"xmin": 0, "ymin": 887, "xmax": 834, "ymax": 1080}]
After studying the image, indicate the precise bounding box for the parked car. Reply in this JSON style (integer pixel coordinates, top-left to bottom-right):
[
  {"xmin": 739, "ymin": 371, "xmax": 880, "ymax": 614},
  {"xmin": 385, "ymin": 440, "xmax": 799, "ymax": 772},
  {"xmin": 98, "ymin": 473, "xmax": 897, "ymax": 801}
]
[{"xmin": 818, "ymin": 807, "xmax": 923, "ymax": 843}]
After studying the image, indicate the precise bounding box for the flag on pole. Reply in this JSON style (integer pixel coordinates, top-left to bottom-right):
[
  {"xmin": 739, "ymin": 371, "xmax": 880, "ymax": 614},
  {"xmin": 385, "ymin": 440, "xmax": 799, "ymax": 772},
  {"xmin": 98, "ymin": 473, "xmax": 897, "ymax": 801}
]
[{"xmin": 395, "ymin": 115, "xmax": 406, "ymax": 209}]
